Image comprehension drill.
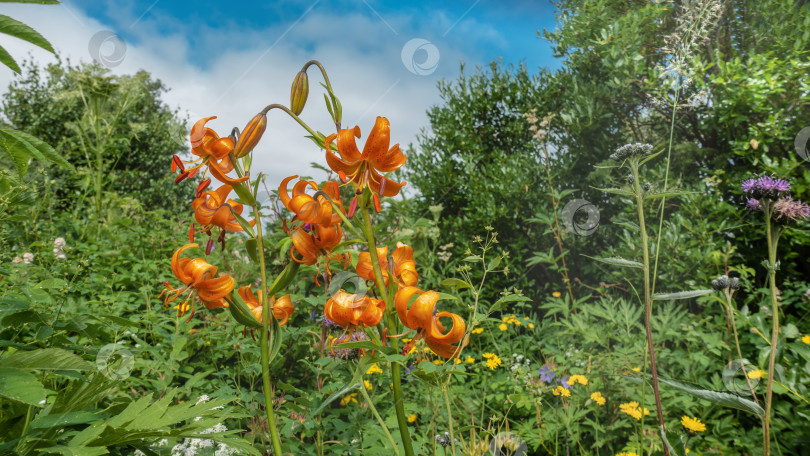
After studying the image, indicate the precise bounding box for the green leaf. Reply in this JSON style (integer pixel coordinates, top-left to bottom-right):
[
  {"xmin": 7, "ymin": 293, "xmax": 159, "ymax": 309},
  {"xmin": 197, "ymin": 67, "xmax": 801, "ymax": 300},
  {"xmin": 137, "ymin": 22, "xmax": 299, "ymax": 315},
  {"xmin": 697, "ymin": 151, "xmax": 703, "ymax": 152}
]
[
  {"xmin": 487, "ymin": 255, "xmax": 502, "ymax": 270},
  {"xmin": 440, "ymin": 278, "xmax": 474, "ymax": 290},
  {"xmin": 0, "ymin": 44, "xmax": 20, "ymax": 73},
  {"xmin": 490, "ymin": 294, "xmax": 531, "ymax": 313},
  {"xmin": 624, "ymin": 375, "xmax": 764, "ymax": 417},
  {"xmin": 228, "ymin": 208, "xmax": 255, "ymax": 238},
  {"xmin": 226, "ymin": 291, "xmax": 261, "ymax": 328},
  {"xmin": 232, "ymin": 182, "xmax": 256, "ymax": 205},
  {"xmin": 30, "ymin": 411, "xmax": 102, "ymax": 430},
  {"xmin": 35, "ymin": 446, "xmax": 109, "ymax": 456},
  {"xmin": 266, "ymin": 261, "xmax": 300, "ymax": 297},
  {"xmin": 0, "ymin": 15, "xmax": 54, "ymax": 58},
  {"xmin": 0, "ymin": 348, "xmax": 93, "ymax": 371},
  {"xmin": 36, "ymin": 278, "xmax": 68, "ymax": 289},
  {"xmin": 583, "ymin": 255, "xmax": 643, "ymax": 269},
  {"xmin": 644, "ymin": 190, "xmax": 697, "ymax": 200},
  {"xmin": 652, "ymin": 289, "xmax": 714, "ymax": 301},
  {"xmin": 245, "ymin": 238, "xmax": 258, "ymax": 263},
  {"xmin": 0, "ymin": 366, "xmax": 47, "ymax": 406},
  {"xmin": 1, "ymin": 128, "xmax": 73, "ymax": 170},
  {"xmin": 593, "ymin": 186, "xmax": 634, "ymax": 196},
  {"xmin": 309, "ymin": 381, "xmax": 362, "ymax": 418}
]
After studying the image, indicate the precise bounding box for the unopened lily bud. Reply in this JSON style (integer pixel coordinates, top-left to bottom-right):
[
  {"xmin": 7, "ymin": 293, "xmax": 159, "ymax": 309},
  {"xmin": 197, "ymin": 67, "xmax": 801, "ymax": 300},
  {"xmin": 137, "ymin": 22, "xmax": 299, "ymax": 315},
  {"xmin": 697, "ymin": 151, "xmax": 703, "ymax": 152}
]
[
  {"xmin": 234, "ymin": 113, "xmax": 267, "ymax": 158},
  {"xmin": 290, "ymin": 70, "xmax": 309, "ymax": 116}
]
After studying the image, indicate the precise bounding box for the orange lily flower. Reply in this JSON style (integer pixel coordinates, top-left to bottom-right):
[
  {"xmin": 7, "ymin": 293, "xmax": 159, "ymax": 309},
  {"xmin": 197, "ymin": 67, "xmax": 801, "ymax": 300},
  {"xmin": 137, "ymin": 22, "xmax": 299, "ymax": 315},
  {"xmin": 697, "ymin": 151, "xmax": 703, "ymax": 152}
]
[
  {"xmin": 324, "ymin": 289, "xmax": 385, "ymax": 328},
  {"xmin": 356, "ymin": 243, "xmax": 418, "ymax": 287},
  {"xmin": 289, "ymin": 224, "xmax": 344, "ymax": 266},
  {"xmin": 159, "ymin": 243, "xmax": 234, "ymax": 321},
  {"xmin": 192, "ymin": 184, "xmax": 256, "ymax": 233},
  {"xmin": 324, "ymin": 116, "xmax": 407, "ymax": 197},
  {"xmin": 172, "ymin": 117, "xmax": 250, "ymax": 186},
  {"xmin": 236, "ymin": 285, "xmax": 294, "ymax": 325},
  {"xmin": 395, "ymin": 286, "xmax": 466, "ymax": 358},
  {"xmin": 279, "ymin": 176, "xmax": 344, "ymax": 227}
]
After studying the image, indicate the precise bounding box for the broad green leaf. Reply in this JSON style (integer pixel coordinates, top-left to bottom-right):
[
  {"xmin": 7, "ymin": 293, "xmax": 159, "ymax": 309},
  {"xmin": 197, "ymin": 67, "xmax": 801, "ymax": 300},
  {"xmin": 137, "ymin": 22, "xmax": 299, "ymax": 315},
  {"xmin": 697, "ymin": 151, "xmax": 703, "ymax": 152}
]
[
  {"xmin": 440, "ymin": 278, "xmax": 473, "ymax": 290},
  {"xmin": 232, "ymin": 181, "xmax": 255, "ymax": 205},
  {"xmin": 245, "ymin": 238, "xmax": 258, "ymax": 262},
  {"xmin": 0, "ymin": 348, "xmax": 93, "ymax": 371},
  {"xmin": 226, "ymin": 290, "xmax": 261, "ymax": 328},
  {"xmin": 0, "ymin": 366, "xmax": 47, "ymax": 406},
  {"xmin": 583, "ymin": 255, "xmax": 643, "ymax": 269},
  {"xmin": 35, "ymin": 446, "xmax": 109, "ymax": 456},
  {"xmin": 0, "ymin": 14, "xmax": 55, "ymax": 53},
  {"xmin": 652, "ymin": 289, "xmax": 714, "ymax": 301},
  {"xmin": 0, "ymin": 44, "xmax": 20, "ymax": 73},
  {"xmin": 228, "ymin": 209, "xmax": 255, "ymax": 238},
  {"xmin": 624, "ymin": 375, "xmax": 764, "ymax": 417},
  {"xmin": 1, "ymin": 128, "xmax": 73, "ymax": 170},
  {"xmin": 487, "ymin": 255, "xmax": 502, "ymax": 270},
  {"xmin": 30, "ymin": 411, "xmax": 102, "ymax": 430},
  {"xmin": 36, "ymin": 278, "xmax": 67, "ymax": 289}
]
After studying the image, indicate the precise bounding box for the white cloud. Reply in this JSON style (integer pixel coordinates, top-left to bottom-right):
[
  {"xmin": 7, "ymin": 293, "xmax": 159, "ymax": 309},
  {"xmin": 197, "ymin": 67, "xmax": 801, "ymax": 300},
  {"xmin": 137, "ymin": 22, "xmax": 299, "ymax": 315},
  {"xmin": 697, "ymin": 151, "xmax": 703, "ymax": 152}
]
[{"xmin": 0, "ymin": 1, "xmax": 500, "ymax": 187}]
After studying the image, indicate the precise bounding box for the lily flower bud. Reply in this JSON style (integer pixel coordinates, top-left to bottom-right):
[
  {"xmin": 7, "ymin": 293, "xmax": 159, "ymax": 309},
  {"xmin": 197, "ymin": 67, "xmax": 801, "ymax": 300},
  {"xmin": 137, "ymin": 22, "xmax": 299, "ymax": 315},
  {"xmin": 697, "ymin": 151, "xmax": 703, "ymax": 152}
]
[
  {"xmin": 290, "ymin": 70, "xmax": 309, "ymax": 116},
  {"xmin": 234, "ymin": 113, "xmax": 267, "ymax": 158}
]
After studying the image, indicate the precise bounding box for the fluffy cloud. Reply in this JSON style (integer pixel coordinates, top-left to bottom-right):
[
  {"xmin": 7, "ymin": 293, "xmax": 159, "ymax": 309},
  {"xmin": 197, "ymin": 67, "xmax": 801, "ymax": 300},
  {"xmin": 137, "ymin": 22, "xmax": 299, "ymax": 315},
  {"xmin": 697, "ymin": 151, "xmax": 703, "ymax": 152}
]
[{"xmin": 0, "ymin": 1, "xmax": 503, "ymax": 185}]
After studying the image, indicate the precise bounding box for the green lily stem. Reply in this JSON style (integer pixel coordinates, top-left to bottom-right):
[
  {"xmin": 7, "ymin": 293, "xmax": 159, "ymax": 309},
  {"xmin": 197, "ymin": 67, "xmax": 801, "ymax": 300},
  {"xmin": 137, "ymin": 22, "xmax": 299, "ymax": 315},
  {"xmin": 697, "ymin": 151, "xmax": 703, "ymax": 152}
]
[
  {"xmin": 763, "ymin": 205, "xmax": 781, "ymax": 456},
  {"xmin": 261, "ymin": 103, "xmax": 320, "ymax": 139},
  {"xmin": 358, "ymin": 383, "xmax": 401, "ymax": 455},
  {"xmin": 442, "ymin": 385, "xmax": 457, "ymax": 456},
  {"xmin": 359, "ymin": 199, "xmax": 415, "ymax": 456},
  {"xmin": 724, "ymin": 290, "xmax": 760, "ymax": 404},
  {"xmin": 329, "ymin": 200, "xmax": 366, "ymax": 240},
  {"xmin": 255, "ymin": 207, "xmax": 284, "ymax": 456},
  {"xmin": 632, "ymin": 161, "xmax": 669, "ymax": 456}
]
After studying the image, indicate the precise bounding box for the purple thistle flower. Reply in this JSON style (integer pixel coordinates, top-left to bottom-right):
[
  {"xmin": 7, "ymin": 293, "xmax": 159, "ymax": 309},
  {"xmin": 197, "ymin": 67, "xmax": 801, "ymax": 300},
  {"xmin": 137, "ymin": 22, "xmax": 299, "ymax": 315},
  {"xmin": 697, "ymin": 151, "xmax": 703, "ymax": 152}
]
[
  {"xmin": 742, "ymin": 175, "xmax": 791, "ymax": 200},
  {"xmin": 746, "ymin": 198, "xmax": 761, "ymax": 211},
  {"xmin": 741, "ymin": 179, "xmax": 757, "ymax": 193},
  {"xmin": 559, "ymin": 376, "xmax": 572, "ymax": 390},
  {"xmin": 538, "ymin": 366, "xmax": 555, "ymax": 383}
]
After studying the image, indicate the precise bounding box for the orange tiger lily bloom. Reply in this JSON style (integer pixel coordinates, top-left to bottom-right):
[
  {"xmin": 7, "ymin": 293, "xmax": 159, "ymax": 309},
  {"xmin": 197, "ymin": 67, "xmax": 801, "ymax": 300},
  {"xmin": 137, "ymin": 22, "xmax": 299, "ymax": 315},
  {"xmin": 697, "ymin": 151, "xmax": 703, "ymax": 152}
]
[
  {"xmin": 324, "ymin": 289, "xmax": 385, "ymax": 328},
  {"xmin": 159, "ymin": 243, "xmax": 234, "ymax": 320},
  {"xmin": 192, "ymin": 184, "xmax": 255, "ymax": 233},
  {"xmin": 289, "ymin": 224, "xmax": 344, "ymax": 266},
  {"xmin": 236, "ymin": 285, "xmax": 294, "ymax": 325},
  {"xmin": 356, "ymin": 243, "xmax": 418, "ymax": 287},
  {"xmin": 395, "ymin": 286, "xmax": 466, "ymax": 358},
  {"xmin": 279, "ymin": 176, "xmax": 344, "ymax": 227},
  {"xmin": 324, "ymin": 116, "xmax": 407, "ymax": 197},
  {"xmin": 173, "ymin": 117, "xmax": 249, "ymax": 186}
]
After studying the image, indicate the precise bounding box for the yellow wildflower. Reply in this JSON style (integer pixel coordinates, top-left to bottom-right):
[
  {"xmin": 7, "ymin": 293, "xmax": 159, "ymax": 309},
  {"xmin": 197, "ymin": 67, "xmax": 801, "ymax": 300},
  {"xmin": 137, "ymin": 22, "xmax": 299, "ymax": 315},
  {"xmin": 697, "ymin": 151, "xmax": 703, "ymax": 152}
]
[
  {"xmin": 552, "ymin": 385, "xmax": 571, "ymax": 397},
  {"xmin": 465, "ymin": 356, "xmax": 476, "ymax": 364},
  {"xmin": 552, "ymin": 291, "xmax": 561, "ymax": 298},
  {"xmin": 407, "ymin": 414, "xmax": 417, "ymax": 423},
  {"xmin": 568, "ymin": 374, "xmax": 588, "ymax": 386},
  {"xmin": 472, "ymin": 328, "xmax": 484, "ymax": 334},
  {"xmin": 366, "ymin": 364, "xmax": 383, "ymax": 375},
  {"xmin": 482, "ymin": 352, "xmax": 495, "ymax": 359},
  {"xmin": 340, "ymin": 393, "xmax": 358, "ymax": 406},
  {"xmin": 631, "ymin": 367, "xmax": 641, "ymax": 372},
  {"xmin": 454, "ymin": 358, "xmax": 462, "ymax": 364},
  {"xmin": 802, "ymin": 335, "xmax": 810, "ymax": 344},
  {"xmin": 498, "ymin": 323, "xmax": 508, "ymax": 331},
  {"xmin": 619, "ymin": 402, "xmax": 650, "ymax": 421},
  {"xmin": 364, "ymin": 380, "xmax": 372, "ymax": 391},
  {"xmin": 590, "ymin": 392, "xmax": 606, "ymax": 406},
  {"xmin": 433, "ymin": 359, "xmax": 443, "ymax": 365},
  {"xmin": 528, "ymin": 323, "xmax": 535, "ymax": 329},
  {"xmin": 486, "ymin": 355, "xmax": 502, "ymax": 370},
  {"xmin": 681, "ymin": 416, "xmax": 706, "ymax": 433},
  {"xmin": 616, "ymin": 453, "xmax": 640, "ymax": 456},
  {"xmin": 747, "ymin": 368, "xmax": 765, "ymax": 379}
]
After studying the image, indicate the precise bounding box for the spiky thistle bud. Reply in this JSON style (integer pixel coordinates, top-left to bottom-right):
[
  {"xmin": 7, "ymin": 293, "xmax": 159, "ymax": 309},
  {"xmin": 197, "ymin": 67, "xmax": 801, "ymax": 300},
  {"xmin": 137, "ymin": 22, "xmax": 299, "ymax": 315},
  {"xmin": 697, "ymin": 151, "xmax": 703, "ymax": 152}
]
[
  {"xmin": 712, "ymin": 275, "xmax": 730, "ymax": 290},
  {"xmin": 611, "ymin": 143, "xmax": 653, "ymax": 161}
]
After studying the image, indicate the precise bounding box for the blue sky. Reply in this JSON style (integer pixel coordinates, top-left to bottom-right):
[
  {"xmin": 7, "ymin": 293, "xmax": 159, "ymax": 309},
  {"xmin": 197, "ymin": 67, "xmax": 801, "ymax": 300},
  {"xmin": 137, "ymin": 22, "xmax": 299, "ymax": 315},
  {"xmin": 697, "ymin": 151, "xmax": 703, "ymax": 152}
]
[{"xmin": 1, "ymin": 0, "xmax": 561, "ymax": 184}]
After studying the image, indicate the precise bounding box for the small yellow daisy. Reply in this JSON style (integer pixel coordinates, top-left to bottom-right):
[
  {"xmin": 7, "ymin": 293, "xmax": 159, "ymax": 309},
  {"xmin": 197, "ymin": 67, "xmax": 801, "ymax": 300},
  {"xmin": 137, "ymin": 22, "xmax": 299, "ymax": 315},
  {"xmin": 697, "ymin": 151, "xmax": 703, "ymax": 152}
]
[
  {"xmin": 471, "ymin": 328, "xmax": 484, "ymax": 335},
  {"xmin": 802, "ymin": 335, "xmax": 810, "ymax": 344},
  {"xmin": 552, "ymin": 291, "xmax": 562, "ymax": 298},
  {"xmin": 366, "ymin": 364, "xmax": 383, "ymax": 375},
  {"xmin": 681, "ymin": 416, "xmax": 706, "ymax": 434},
  {"xmin": 498, "ymin": 323, "xmax": 508, "ymax": 331},
  {"xmin": 590, "ymin": 392, "xmax": 606, "ymax": 405},
  {"xmin": 363, "ymin": 380, "xmax": 372, "ymax": 391},
  {"xmin": 407, "ymin": 414, "xmax": 417, "ymax": 423}
]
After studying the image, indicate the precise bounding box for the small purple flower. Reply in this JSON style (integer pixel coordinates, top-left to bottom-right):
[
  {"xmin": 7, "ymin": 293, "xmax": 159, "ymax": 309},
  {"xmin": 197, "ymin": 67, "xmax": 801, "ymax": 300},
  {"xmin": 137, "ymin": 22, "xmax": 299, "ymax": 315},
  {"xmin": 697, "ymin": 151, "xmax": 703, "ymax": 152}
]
[
  {"xmin": 741, "ymin": 178, "xmax": 757, "ymax": 193},
  {"xmin": 559, "ymin": 376, "xmax": 572, "ymax": 390},
  {"xmin": 746, "ymin": 198, "xmax": 761, "ymax": 211},
  {"xmin": 538, "ymin": 366, "xmax": 555, "ymax": 383},
  {"xmin": 741, "ymin": 175, "xmax": 791, "ymax": 199}
]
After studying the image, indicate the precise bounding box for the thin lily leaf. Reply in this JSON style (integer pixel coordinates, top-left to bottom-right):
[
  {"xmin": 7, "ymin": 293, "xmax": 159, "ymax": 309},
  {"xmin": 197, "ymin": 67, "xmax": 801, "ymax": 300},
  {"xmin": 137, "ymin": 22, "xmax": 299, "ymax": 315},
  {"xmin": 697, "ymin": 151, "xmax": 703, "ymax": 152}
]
[
  {"xmin": 583, "ymin": 255, "xmax": 644, "ymax": 269},
  {"xmin": 652, "ymin": 289, "xmax": 714, "ymax": 301}
]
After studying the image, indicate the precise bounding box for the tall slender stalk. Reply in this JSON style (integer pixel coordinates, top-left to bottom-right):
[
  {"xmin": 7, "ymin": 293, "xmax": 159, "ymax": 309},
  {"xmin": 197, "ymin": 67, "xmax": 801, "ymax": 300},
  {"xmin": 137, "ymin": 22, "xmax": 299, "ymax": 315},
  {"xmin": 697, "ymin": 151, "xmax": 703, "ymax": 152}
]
[
  {"xmin": 540, "ymin": 138, "xmax": 574, "ymax": 303},
  {"xmin": 359, "ymin": 201, "xmax": 415, "ymax": 456},
  {"xmin": 631, "ymin": 161, "xmax": 669, "ymax": 456},
  {"xmin": 254, "ymin": 208, "xmax": 284, "ymax": 456},
  {"xmin": 762, "ymin": 204, "xmax": 781, "ymax": 456}
]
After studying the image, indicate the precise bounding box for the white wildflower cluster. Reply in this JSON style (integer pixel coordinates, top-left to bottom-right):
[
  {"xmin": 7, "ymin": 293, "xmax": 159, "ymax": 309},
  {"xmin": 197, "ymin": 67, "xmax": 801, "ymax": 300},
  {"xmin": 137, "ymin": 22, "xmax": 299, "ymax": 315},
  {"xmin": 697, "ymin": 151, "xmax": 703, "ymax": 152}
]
[
  {"xmin": 437, "ymin": 243, "xmax": 454, "ymax": 262},
  {"xmin": 12, "ymin": 252, "xmax": 34, "ymax": 264},
  {"xmin": 170, "ymin": 423, "xmax": 238, "ymax": 456},
  {"xmin": 53, "ymin": 237, "xmax": 67, "ymax": 260},
  {"xmin": 652, "ymin": 0, "xmax": 723, "ymax": 108},
  {"xmin": 523, "ymin": 109, "xmax": 552, "ymax": 142}
]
